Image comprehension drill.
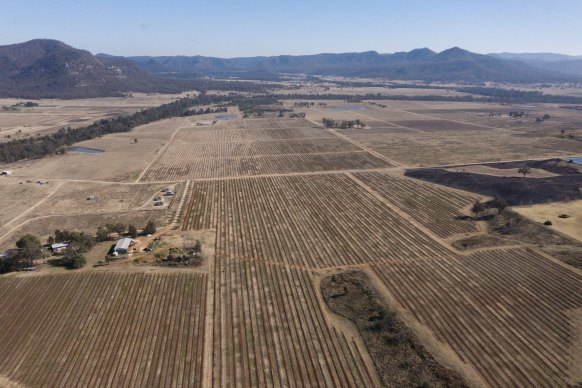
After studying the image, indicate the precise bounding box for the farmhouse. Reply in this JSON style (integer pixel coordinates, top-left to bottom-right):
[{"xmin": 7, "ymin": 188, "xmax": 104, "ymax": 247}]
[{"xmin": 113, "ymin": 238, "xmax": 133, "ymax": 254}]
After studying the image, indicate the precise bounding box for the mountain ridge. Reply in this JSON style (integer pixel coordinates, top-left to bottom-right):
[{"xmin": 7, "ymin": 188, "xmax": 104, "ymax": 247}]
[
  {"xmin": 2, "ymin": 39, "xmax": 582, "ymax": 99},
  {"xmin": 0, "ymin": 39, "xmax": 194, "ymax": 98},
  {"xmin": 120, "ymin": 46, "xmax": 578, "ymax": 83}
]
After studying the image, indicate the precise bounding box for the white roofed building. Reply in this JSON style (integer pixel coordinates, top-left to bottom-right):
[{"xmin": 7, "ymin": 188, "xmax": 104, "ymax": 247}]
[{"xmin": 113, "ymin": 238, "xmax": 133, "ymax": 254}]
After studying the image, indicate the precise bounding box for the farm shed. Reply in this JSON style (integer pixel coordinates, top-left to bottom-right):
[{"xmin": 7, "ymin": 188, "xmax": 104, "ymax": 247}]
[
  {"xmin": 113, "ymin": 238, "xmax": 133, "ymax": 254},
  {"xmin": 51, "ymin": 243, "xmax": 70, "ymax": 253}
]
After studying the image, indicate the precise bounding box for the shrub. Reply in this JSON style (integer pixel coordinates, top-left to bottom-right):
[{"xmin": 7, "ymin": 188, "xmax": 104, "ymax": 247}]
[
  {"xmin": 61, "ymin": 254, "xmax": 86, "ymax": 269},
  {"xmin": 144, "ymin": 220, "xmax": 156, "ymax": 235}
]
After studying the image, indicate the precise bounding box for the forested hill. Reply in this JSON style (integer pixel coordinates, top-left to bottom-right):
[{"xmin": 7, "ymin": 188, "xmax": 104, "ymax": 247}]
[
  {"xmin": 123, "ymin": 47, "xmax": 580, "ymax": 83},
  {"xmin": 0, "ymin": 39, "xmax": 198, "ymax": 98}
]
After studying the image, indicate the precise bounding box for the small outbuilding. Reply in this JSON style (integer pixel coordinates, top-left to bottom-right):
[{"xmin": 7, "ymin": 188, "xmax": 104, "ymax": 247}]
[
  {"xmin": 51, "ymin": 243, "xmax": 70, "ymax": 254},
  {"xmin": 113, "ymin": 238, "xmax": 133, "ymax": 254}
]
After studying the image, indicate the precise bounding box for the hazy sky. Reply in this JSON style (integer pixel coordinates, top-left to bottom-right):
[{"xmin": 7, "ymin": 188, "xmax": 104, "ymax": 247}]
[{"xmin": 1, "ymin": 0, "xmax": 581, "ymax": 57}]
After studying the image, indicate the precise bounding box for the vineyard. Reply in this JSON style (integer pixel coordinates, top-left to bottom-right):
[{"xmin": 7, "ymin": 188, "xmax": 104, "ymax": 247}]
[
  {"xmin": 176, "ymin": 127, "xmax": 333, "ymax": 143},
  {"xmin": 0, "ymin": 273, "xmax": 208, "ymax": 388},
  {"xmin": 372, "ymin": 248, "xmax": 582, "ymax": 387},
  {"xmin": 241, "ymin": 118, "xmax": 319, "ymax": 130},
  {"xmin": 353, "ymin": 171, "xmax": 479, "ymax": 238},
  {"xmin": 139, "ymin": 119, "xmax": 394, "ymax": 181},
  {"xmin": 157, "ymin": 137, "xmax": 361, "ymax": 159},
  {"xmin": 212, "ymin": 257, "xmax": 380, "ymax": 387},
  {"xmin": 181, "ymin": 174, "xmax": 451, "ymax": 268},
  {"xmin": 140, "ymin": 151, "xmax": 390, "ymax": 181}
]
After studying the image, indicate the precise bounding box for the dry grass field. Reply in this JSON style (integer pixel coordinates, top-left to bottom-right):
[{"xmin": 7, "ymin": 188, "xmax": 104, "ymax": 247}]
[
  {"xmin": 0, "ymin": 93, "xmax": 196, "ymax": 143},
  {"xmin": 0, "ymin": 178, "xmax": 56, "ymax": 237},
  {"xmin": 514, "ymin": 200, "xmax": 582, "ymax": 242},
  {"xmin": 445, "ymin": 164, "xmax": 558, "ymax": 178},
  {"xmin": 8, "ymin": 118, "xmax": 188, "ymax": 182},
  {"xmin": 2, "ymin": 97, "xmax": 582, "ymax": 388},
  {"xmin": 36, "ymin": 181, "xmax": 167, "ymax": 216}
]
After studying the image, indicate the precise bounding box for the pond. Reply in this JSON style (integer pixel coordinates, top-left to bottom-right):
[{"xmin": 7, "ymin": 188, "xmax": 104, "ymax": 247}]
[
  {"xmin": 326, "ymin": 106, "xmax": 367, "ymax": 111},
  {"xmin": 214, "ymin": 115, "xmax": 238, "ymax": 120},
  {"xmin": 67, "ymin": 147, "xmax": 104, "ymax": 154},
  {"xmin": 569, "ymin": 157, "xmax": 582, "ymax": 165}
]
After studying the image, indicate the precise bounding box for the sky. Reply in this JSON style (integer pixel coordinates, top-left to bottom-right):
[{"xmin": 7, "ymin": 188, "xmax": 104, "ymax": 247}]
[{"xmin": 1, "ymin": 0, "xmax": 581, "ymax": 57}]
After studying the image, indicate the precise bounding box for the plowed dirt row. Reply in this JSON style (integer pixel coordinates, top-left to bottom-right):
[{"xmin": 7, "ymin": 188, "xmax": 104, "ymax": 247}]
[
  {"xmin": 372, "ymin": 248, "xmax": 582, "ymax": 387},
  {"xmin": 354, "ymin": 171, "xmax": 479, "ymax": 238},
  {"xmin": 182, "ymin": 174, "xmax": 451, "ymax": 268},
  {"xmin": 212, "ymin": 257, "xmax": 380, "ymax": 387},
  {"xmin": 0, "ymin": 273, "xmax": 208, "ymax": 388}
]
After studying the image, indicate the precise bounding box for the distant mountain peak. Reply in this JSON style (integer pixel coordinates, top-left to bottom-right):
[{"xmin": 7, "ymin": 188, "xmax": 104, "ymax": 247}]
[
  {"xmin": 437, "ymin": 47, "xmax": 472, "ymax": 58},
  {"xmin": 0, "ymin": 39, "xmax": 185, "ymax": 98},
  {"xmin": 406, "ymin": 48, "xmax": 436, "ymax": 60}
]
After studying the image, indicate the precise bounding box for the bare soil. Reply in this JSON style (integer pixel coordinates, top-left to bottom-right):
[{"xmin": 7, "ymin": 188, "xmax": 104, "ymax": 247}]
[{"xmin": 0, "ymin": 92, "xmax": 197, "ymax": 143}]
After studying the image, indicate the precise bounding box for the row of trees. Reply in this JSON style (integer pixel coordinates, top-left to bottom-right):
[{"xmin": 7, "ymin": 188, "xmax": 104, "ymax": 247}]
[
  {"xmin": 322, "ymin": 118, "xmax": 365, "ymax": 129},
  {"xmin": 458, "ymin": 87, "xmax": 582, "ymax": 104},
  {"xmin": 182, "ymin": 106, "xmax": 228, "ymax": 117},
  {"xmin": 0, "ymin": 94, "xmax": 232, "ymax": 163},
  {"xmin": 95, "ymin": 220, "xmax": 156, "ymax": 242}
]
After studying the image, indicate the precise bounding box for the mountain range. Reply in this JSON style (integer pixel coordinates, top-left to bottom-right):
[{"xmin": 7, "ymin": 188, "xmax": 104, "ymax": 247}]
[
  {"xmin": 121, "ymin": 47, "xmax": 580, "ymax": 83},
  {"xmin": 2, "ymin": 39, "xmax": 582, "ymax": 98}
]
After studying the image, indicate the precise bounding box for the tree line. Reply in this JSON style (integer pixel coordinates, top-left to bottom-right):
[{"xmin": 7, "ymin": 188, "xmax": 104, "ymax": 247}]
[
  {"xmin": 322, "ymin": 118, "xmax": 365, "ymax": 129},
  {"xmin": 0, "ymin": 94, "xmax": 232, "ymax": 163}
]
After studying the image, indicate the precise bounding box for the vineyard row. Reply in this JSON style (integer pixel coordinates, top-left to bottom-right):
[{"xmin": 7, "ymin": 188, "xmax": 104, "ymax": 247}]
[
  {"xmin": 182, "ymin": 174, "xmax": 451, "ymax": 268},
  {"xmin": 372, "ymin": 248, "xmax": 582, "ymax": 387}
]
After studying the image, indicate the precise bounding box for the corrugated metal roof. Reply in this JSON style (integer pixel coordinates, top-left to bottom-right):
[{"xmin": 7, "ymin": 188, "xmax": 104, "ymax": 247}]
[
  {"xmin": 51, "ymin": 243, "xmax": 69, "ymax": 249},
  {"xmin": 114, "ymin": 238, "xmax": 133, "ymax": 252}
]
